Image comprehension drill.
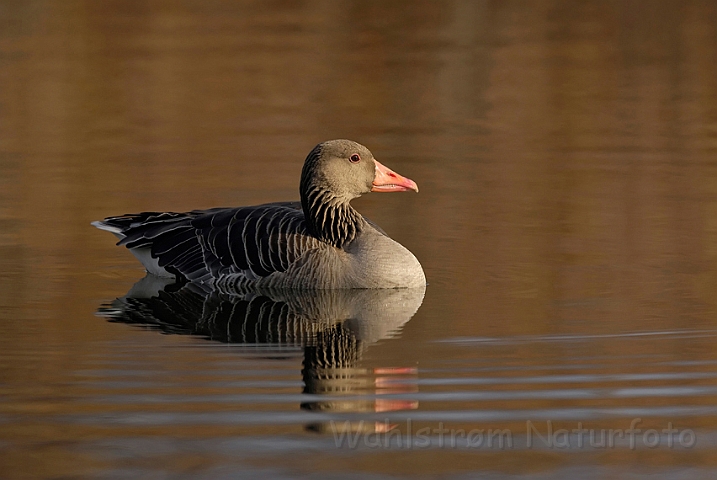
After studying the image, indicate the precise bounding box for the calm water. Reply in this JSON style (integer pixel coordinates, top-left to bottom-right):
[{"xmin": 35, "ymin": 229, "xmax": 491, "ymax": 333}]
[{"xmin": 2, "ymin": 1, "xmax": 717, "ymax": 478}]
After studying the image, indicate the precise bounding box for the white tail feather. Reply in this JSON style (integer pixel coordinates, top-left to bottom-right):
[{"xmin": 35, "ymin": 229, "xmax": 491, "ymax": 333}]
[
  {"xmin": 91, "ymin": 220, "xmax": 124, "ymax": 238},
  {"xmin": 92, "ymin": 220, "xmax": 174, "ymax": 278}
]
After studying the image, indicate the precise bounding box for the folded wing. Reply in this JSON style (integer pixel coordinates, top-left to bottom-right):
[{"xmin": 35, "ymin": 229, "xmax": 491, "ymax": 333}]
[{"xmin": 99, "ymin": 202, "xmax": 324, "ymax": 284}]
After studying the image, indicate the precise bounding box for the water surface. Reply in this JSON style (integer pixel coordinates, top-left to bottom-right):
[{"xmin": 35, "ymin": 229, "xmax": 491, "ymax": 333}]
[{"xmin": 2, "ymin": 1, "xmax": 717, "ymax": 478}]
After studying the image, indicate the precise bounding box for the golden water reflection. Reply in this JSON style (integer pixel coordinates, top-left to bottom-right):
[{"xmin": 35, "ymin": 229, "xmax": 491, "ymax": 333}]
[{"xmin": 2, "ymin": 0, "xmax": 717, "ymax": 478}]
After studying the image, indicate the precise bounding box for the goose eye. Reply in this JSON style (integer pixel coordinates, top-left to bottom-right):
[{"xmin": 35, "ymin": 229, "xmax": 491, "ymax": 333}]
[{"xmin": 349, "ymin": 154, "xmax": 361, "ymax": 163}]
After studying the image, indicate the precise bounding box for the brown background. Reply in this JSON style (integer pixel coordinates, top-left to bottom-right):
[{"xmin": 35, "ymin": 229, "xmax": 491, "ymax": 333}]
[{"xmin": 1, "ymin": 1, "xmax": 717, "ymax": 477}]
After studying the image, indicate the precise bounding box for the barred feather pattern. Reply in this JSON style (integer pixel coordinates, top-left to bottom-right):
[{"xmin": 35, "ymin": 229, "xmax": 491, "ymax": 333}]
[
  {"xmin": 301, "ymin": 185, "xmax": 365, "ymax": 249},
  {"xmin": 100, "ymin": 198, "xmax": 362, "ymax": 288}
]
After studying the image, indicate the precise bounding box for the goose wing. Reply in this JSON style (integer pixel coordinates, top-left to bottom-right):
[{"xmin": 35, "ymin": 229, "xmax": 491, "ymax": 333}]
[{"xmin": 100, "ymin": 202, "xmax": 325, "ymax": 283}]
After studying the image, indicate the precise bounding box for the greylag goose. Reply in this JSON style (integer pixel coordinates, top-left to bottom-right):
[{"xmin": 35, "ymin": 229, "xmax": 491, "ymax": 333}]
[{"xmin": 92, "ymin": 140, "xmax": 426, "ymax": 289}]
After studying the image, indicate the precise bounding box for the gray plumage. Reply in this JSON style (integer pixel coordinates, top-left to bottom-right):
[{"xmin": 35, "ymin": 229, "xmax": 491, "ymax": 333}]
[{"xmin": 92, "ymin": 139, "xmax": 426, "ymax": 289}]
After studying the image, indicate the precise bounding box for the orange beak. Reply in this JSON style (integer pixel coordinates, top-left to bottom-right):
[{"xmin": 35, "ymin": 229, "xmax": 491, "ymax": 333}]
[{"xmin": 371, "ymin": 160, "xmax": 419, "ymax": 193}]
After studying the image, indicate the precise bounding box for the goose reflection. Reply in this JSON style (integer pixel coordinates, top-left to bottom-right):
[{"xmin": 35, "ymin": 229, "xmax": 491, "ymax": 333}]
[{"xmin": 98, "ymin": 276, "xmax": 425, "ymax": 433}]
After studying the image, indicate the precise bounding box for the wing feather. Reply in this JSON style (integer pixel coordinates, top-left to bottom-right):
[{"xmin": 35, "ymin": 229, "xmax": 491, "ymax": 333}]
[
  {"xmin": 100, "ymin": 202, "xmax": 324, "ymax": 285},
  {"xmin": 227, "ymin": 208, "xmax": 253, "ymax": 270}
]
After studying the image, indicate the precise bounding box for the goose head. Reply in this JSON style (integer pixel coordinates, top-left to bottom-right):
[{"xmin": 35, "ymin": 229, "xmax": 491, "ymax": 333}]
[{"xmin": 300, "ymin": 139, "xmax": 418, "ymax": 204}]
